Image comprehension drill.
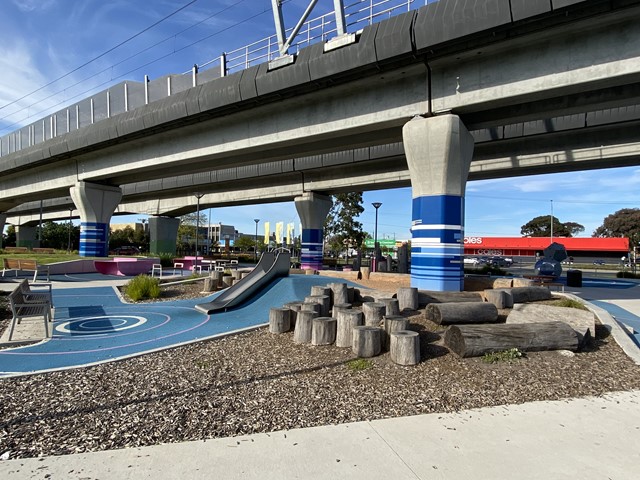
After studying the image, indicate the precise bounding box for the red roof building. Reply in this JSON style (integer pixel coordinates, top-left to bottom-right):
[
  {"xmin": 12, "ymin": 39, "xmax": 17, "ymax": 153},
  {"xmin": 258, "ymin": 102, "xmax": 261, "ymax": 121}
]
[{"xmin": 463, "ymin": 236, "xmax": 629, "ymax": 257}]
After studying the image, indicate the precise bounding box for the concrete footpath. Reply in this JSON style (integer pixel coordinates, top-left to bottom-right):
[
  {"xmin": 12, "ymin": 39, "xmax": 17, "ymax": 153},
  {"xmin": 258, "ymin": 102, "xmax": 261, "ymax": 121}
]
[{"xmin": 1, "ymin": 390, "xmax": 638, "ymax": 479}]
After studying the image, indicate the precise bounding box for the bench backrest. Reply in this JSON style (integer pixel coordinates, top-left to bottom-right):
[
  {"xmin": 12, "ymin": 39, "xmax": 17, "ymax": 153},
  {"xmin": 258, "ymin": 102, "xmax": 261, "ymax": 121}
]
[
  {"xmin": 8, "ymin": 287, "xmax": 25, "ymax": 311},
  {"xmin": 3, "ymin": 258, "xmax": 38, "ymax": 270}
]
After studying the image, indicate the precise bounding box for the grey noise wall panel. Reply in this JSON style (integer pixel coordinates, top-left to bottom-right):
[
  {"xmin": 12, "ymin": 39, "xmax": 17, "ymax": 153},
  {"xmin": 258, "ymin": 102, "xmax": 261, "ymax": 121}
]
[
  {"xmin": 510, "ymin": 0, "xmax": 552, "ymax": 22},
  {"xmin": 148, "ymin": 75, "xmax": 170, "ymax": 104},
  {"xmin": 109, "ymin": 83, "xmax": 127, "ymax": 117},
  {"xmin": 587, "ymin": 105, "xmax": 640, "ymax": 127},
  {"xmin": 522, "ymin": 115, "xmax": 585, "ymax": 136},
  {"xmin": 239, "ymin": 65, "xmax": 260, "ymax": 101},
  {"xmin": 142, "ymin": 91, "xmax": 190, "ymax": 129},
  {"xmin": 127, "ymin": 82, "xmax": 146, "ymax": 111},
  {"xmin": 92, "ymin": 93, "xmax": 108, "ymax": 123},
  {"xmin": 171, "ymin": 73, "xmax": 193, "ymax": 95},
  {"xmin": 322, "ymin": 151, "xmax": 354, "ymax": 167},
  {"xmin": 374, "ymin": 11, "xmax": 417, "ymax": 62},
  {"xmin": 196, "ymin": 71, "xmax": 244, "ymax": 113},
  {"xmin": 255, "ymin": 45, "xmax": 313, "ymax": 96},
  {"xmin": 295, "ymin": 154, "xmax": 323, "ymax": 170},
  {"xmin": 308, "ymin": 25, "xmax": 379, "ymax": 82},
  {"xmin": 413, "ymin": 0, "xmax": 513, "ymax": 51},
  {"xmin": 237, "ymin": 164, "xmax": 260, "ymax": 179}
]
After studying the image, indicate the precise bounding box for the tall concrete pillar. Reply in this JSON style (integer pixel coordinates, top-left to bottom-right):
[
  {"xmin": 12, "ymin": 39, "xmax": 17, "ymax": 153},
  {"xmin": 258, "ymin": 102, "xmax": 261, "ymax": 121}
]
[
  {"xmin": 70, "ymin": 181, "xmax": 122, "ymax": 257},
  {"xmin": 16, "ymin": 225, "xmax": 38, "ymax": 249},
  {"xmin": 294, "ymin": 192, "xmax": 332, "ymax": 271},
  {"xmin": 403, "ymin": 114, "xmax": 474, "ymax": 292},
  {"xmin": 149, "ymin": 216, "xmax": 180, "ymax": 255}
]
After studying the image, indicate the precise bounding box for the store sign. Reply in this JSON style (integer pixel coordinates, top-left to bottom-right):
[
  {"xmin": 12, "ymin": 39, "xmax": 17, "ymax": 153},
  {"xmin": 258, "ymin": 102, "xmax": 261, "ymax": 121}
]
[{"xmin": 463, "ymin": 237, "xmax": 483, "ymax": 245}]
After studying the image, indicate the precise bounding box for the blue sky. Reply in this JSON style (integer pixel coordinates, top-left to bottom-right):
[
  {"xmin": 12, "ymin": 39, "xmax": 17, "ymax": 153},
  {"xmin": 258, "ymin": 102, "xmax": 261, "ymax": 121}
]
[{"xmin": 1, "ymin": 0, "xmax": 638, "ymax": 240}]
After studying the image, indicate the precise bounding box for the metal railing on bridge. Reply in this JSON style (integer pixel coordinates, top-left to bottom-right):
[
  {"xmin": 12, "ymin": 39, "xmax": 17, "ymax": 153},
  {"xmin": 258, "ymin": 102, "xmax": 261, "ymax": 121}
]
[{"xmin": 0, "ymin": 0, "xmax": 428, "ymax": 159}]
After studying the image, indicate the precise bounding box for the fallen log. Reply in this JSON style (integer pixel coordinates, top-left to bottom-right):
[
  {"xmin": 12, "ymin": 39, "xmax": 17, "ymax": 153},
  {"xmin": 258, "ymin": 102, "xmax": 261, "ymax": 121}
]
[
  {"xmin": 425, "ymin": 302, "xmax": 498, "ymax": 325},
  {"xmin": 443, "ymin": 322, "xmax": 579, "ymax": 358},
  {"xmin": 510, "ymin": 286, "xmax": 552, "ymax": 303}
]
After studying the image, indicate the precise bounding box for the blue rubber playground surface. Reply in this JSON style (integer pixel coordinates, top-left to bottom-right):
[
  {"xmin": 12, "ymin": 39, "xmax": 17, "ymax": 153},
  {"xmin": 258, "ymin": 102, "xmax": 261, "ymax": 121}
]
[{"xmin": 0, "ymin": 275, "xmax": 351, "ymax": 377}]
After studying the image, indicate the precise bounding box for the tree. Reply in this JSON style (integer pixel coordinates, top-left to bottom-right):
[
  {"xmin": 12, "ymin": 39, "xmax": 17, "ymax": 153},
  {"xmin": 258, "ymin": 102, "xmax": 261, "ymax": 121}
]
[
  {"xmin": 593, "ymin": 208, "xmax": 640, "ymax": 246},
  {"xmin": 324, "ymin": 193, "xmax": 366, "ymax": 254},
  {"xmin": 520, "ymin": 216, "xmax": 584, "ymax": 237},
  {"xmin": 177, "ymin": 212, "xmax": 208, "ymax": 248},
  {"xmin": 40, "ymin": 221, "xmax": 80, "ymax": 250},
  {"xmin": 234, "ymin": 235, "xmax": 258, "ymax": 252}
]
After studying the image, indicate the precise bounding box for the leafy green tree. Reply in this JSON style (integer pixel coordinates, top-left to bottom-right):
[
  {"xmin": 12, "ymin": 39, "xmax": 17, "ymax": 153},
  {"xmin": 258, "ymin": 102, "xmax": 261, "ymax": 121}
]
[
  {"xmin": 177, "ymin": 212, "xmax": 208, "ymax": 249},
  {"xmin": 521, "ymin": 216, "xmax": 584, "ymax": 237},
  {"xmin": 593, "ymin": 208, "xmax": 640, "ymax": 246},
  {"xmin": 40, "ymin": 221, "xmax": 80, "ymax": 250},
  {"xmin": 3, "ymin": 225, "xmax": 16, "ymax": 247},
  {"xmin": 234, "ymin": 235, "xmax": 258, "ymax": 252},
  {"xmin": 324, "ymin": 193, "xmax": 366, "ymax": 254}
]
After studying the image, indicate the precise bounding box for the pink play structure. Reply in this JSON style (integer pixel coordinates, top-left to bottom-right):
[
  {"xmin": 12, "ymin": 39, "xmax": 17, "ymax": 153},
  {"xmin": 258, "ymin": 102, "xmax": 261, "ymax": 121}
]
[{"xmin": 94, "ymin": 257, "xmax": 159, "ymax": 276}]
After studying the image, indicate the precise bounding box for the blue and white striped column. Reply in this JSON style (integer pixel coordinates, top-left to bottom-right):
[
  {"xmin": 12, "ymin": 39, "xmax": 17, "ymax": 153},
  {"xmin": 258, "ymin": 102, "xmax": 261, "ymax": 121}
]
[
  {"xmin": 411, "ymin": 195, "xmax": 464, "ymax": 291},
  {"xmin": 300, "ymin": 228, "xmax": 324, "ymax": 270},
  {"xmin": 295, "ymin": 192, "xmax": 333, "ymax": 272},
  {"xmin": 403, "ymin": 114, "xmax": 474, "ymax": 292},
  {"xmin": 70, "ymin": 181, "xmax": 122, "ymax": 258},
  {"xmin": 79, "ymin": 222, "xmax": 109, "ymax": 257}
]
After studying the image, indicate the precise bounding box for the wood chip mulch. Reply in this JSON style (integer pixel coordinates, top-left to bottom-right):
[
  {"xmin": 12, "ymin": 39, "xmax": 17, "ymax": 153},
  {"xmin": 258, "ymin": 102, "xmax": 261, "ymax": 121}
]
[{"xmin": 1, "ymin": 280, "xmax": 640, "ymax": 461}]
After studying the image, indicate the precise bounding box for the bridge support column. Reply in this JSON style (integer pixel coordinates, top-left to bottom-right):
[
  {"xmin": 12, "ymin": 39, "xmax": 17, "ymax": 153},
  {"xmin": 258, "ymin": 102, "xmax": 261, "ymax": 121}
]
[
  {"xmin": 403, "ymin": 114, "xmax": 474, "ymax": 292},
  {"xmin": 70, "ymin": 182, "xmax": 122, "ymax": 257},
  {"xmin": 16, "ymin": 225, "xmax": 38, "ymax": 249},
  {"xmin": 295, "ymin": 192, "xmax": 332, "ymax": 271},
  {"xmin": 149, "ymin": 216, "xmax": 180, "ymax": 256}
]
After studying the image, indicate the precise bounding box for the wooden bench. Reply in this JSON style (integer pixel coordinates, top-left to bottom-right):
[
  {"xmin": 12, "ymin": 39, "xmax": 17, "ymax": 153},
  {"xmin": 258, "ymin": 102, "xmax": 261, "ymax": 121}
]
[
  {"xmin": 32, "ymin": 248, "xmax": 56, "ymax": 254},
  {"xmin": 7, "ymin": 284, "xmax": 52, "ymax": 341},
  {"xmin": 4, "ymin": 246, "xmax": 28, "ymax": 253},
  {"xmin": 2, "ymin": 258, "xmax": 50, "ymax": 282}
]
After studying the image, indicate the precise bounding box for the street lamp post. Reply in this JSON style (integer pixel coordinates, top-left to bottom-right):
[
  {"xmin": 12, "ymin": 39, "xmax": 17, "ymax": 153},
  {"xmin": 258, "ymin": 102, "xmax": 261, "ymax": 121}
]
[
  {"xmin": 194, "ymin": 193, "xmax": 205, "ymax": 272},
  {"xmin": 254, "ymin": 219, "xmax": 260, "ymax": 263},
  {"xmin": 372, "ymin": 202, "xmax": 382, "ymax": 272},
  {"xmin": 550, "ymin": 199, "xmax": 554, "ymax": 242}
]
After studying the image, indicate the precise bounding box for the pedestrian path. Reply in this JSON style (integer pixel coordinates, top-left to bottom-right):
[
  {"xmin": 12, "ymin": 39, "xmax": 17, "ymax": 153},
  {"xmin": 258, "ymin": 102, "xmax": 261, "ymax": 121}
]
[{"xmin": 1, "ymin": 390, "xmax": 638, "ymax": 479}]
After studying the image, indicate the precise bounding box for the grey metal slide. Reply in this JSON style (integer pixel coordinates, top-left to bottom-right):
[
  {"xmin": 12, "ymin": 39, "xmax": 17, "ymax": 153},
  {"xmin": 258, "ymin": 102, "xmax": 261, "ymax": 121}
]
[{"xmin": 195, "ymin": 250, "xmax": 291, "ymax": 314}]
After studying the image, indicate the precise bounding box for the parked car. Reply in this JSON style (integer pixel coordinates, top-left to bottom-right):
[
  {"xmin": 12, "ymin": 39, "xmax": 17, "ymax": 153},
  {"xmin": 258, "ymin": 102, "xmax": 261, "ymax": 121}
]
[{"xmin": 592, "ymin": 260, "xmax": 606, "ymax": 266}]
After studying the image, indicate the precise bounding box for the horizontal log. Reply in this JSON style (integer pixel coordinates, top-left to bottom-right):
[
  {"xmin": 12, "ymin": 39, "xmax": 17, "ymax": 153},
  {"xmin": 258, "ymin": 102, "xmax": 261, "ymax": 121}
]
[
  {"xmin": 425, "ymin": 302, "xmax": 498, "ymax": 325},
  {"xmin": 444, "ymin": 322, "xmax": 579, "ymax": 358}
]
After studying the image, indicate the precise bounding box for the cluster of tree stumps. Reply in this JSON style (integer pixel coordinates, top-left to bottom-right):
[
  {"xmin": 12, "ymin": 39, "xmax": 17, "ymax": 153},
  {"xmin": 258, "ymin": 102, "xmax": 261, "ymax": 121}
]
[{"xmin": 269, "ymin": 284, "xmax": 421, "ymax": 366}]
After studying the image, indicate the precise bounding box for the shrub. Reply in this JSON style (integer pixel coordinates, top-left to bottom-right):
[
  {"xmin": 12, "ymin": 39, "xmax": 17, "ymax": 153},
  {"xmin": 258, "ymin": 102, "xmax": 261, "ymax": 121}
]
[
  {"xmin": 549, "ymin": 298, "xmax": 588, "ymax": 311},
  {"xmin": 124, "ymin": 275, "xmax": 161, "ymax": 301},
  {"xmin": 346, "ymin": 359, "xmax": 374, "ymax": 371},
  {"xmin": 158, "ymin": 253, "xmax": 175, "ymax": 268},
  {"xmin": 482, "ymin": 348, "xmax": 523, "ymax": 364}
]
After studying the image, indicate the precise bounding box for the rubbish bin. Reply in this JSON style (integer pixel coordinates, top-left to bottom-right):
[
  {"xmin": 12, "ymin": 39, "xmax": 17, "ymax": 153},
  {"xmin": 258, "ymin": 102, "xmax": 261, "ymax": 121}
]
[{"xmin": 566, "ymin": 269, "xmax": 582, "ymax": 288}]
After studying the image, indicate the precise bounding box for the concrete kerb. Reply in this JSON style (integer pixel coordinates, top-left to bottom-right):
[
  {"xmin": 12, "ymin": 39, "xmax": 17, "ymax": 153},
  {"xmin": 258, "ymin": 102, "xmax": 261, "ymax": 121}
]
[{"xmin": 556, "ymin": 292, "xmax": 640, "ymax": 366}]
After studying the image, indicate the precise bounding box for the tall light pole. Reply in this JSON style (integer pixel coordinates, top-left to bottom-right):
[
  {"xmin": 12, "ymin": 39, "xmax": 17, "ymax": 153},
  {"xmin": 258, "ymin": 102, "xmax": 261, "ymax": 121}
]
[
  {"xmin": 254, "ymin": 218, "xmax": 260, "ymax": 263},
  {"xmin": 194, "ymin": 193, "xmax": 204, "ymax": 271},
  {"xmin": 372, "ymin": 202, "xmax": 382, "ymax": 272}
]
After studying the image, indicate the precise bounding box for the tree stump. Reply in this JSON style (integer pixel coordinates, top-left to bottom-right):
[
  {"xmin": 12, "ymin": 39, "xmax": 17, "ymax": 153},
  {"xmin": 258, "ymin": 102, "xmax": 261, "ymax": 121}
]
[
  {"xmin": 232, "ymin": 270, "xmax": 243, "ymax": 281},
  {"xmin": 425, "ymin": 302, "xmax": 499, "ymax": 325},
  {"xmin": 311, "ymin": 317, "xmax": 337, "ymax": 346},
  {"xmin": 379, "ymin": 298, "xmax": 400, "ymax": 316},
  {"xmin": 203, "ymin": 277, "xmax": 216, "ymax": 292},
  {"xmin": 382, "ymin": 315, "xmax": 409, "ymax": 351},
  {"xmin": 362, "ymin": 302, "xmax": 385, "ymax": 327},
  {"xmin": 360, "ymin": 266, "xmax": 371, "ymax": 280},
  {"xmin": 301, "ymin": 302, "xmax": 321, "ymax": 314},
  {"xmin": 222, "ymin": 275, "xmax": 233, "ymax": 287},
  {"xmin": 510, "ymin": 286, "xmax": 552, "ymax": 303},
  {"xmin": 332, "ymin": 303, "xmax": 352, "ymax": 316},
  {"xmin": 209, "ymin": 270, "xmax": 223, "ymax": 287},
  {"xmin": 397, "ymin": 287, "xmax": 418, "ymax": 311},
  {"xmin": 269, "ymin": 307, "xmax": 291, "ymax": 334},
  {"xmin": 310, "ymin": 285, "xmax": 331, "ymax": 298},
  {"xmin": 283, "ymin": 302, "xmax": 303, "ymax": 329},
  {"xmin": 390, "ymin": 331, "xmax": 420, "ymax": 365},
  {"xmin": 294, "ymin": 310, "xmax": 318, "ymax": 344},
  {"xmin": 443, "ymin": 322, "xmax": 579, "ymax": 358},
  {"xmin": 352, "ymin": 326, "xmax": 381, "ymax": 358},
  {"xmin": 347, "ymin": 287, "xmax": 355, "ymax": 304},
  {"xmin": 305, "ymin": 295, "xmax": 330, "ymax": 316},
  {"xmin": 484, "ymin": 289, "xmax": 514, "ymax": 309},
  {"xmin": 335, "ymin": 310, "xmax": 364, "ymax": 348},
  {"xmin": 329, "ymin": 282, "xmax": 349, "ymax": 305}
]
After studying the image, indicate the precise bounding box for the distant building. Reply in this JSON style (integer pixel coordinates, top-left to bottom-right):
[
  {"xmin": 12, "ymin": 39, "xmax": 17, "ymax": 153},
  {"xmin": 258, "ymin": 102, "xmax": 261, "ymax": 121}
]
[
  {"xmin": 208, "ymin": 223, "xmax": 239, "ymax": 248},
  {"xmin": 463, "ymin": 236, "xmax": 629, "ymax": 261},
  {"xmin": 110, "ymin": 222, "xmax": 147, "ymax": 233}
]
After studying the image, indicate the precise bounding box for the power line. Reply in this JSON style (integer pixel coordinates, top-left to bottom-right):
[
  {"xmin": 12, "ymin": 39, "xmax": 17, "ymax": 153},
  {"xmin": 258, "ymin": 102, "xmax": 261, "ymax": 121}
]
[
  {"xmin": 0, "ymin": 0, "xmax": 200, "ymax": 114},
  {"xmin": 0, "ymin": 0, "xmax": 278, "ymax": 134}
]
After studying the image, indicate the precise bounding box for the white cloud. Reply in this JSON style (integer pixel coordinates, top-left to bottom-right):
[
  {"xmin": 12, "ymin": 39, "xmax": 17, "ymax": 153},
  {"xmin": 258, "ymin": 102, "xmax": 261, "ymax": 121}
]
[{"xmin": 11, "ymin": 0, "xmax": 56, "ymax": 12}]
